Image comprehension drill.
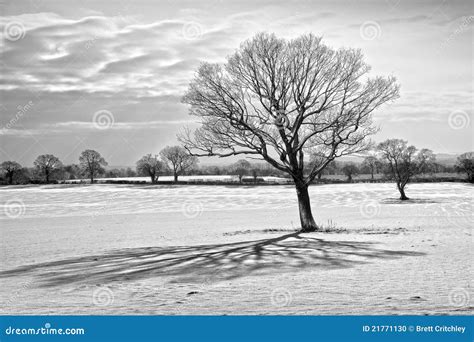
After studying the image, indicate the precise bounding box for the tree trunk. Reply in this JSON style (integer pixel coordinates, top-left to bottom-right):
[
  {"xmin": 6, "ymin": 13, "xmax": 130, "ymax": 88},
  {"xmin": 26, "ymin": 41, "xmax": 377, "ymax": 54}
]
[
  {"xmin": 295, "ymin": 183, "xmax": 318, "ymax": 232},
  {"xmin": 45, "ymin": 171, "xmax": 50, "ymax": 183},
  {"xmin": 174, "ymin": 173, "xmax": 178, "ymax": 183},
  {"xmin": 397, "ymin": 183, "xmax": 409, "ymax": 200},
  {"xmin": 90, "ymin": 174, "xmax": 94, "ymax": 184},
  {"xmin": 8, "ymin": 173, "xmax": 13, "ymax": 185},
  {"xmin": 370, "ymin": 170, "xmax": 374, "ymax": 180}
]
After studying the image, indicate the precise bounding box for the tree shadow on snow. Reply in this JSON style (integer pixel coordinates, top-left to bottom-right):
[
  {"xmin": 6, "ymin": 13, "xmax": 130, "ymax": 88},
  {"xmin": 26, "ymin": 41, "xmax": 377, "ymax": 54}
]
[{"xmin": 0, "ymin": 233, "xmax": 424, "ymax": 288}]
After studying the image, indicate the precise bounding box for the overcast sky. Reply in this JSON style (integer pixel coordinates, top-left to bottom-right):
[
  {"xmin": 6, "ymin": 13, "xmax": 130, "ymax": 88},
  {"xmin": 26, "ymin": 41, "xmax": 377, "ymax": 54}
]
[{"xmin": 0, "ymin": 0, "xmax": 472, "ymax": 166}]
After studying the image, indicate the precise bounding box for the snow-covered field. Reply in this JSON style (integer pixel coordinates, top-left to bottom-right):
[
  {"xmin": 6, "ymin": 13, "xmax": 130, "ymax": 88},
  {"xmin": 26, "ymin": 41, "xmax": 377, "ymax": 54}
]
[{"xmin": 0, "ymin": 182, "xmax": 472, "ymax": 314}]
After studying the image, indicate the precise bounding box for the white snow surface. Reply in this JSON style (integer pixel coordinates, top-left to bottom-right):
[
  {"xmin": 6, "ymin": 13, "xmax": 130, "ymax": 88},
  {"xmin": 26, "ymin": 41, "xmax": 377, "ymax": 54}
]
[{"xmin": 0, "ymin": 182, "xmax": 472, "ymax": 314}]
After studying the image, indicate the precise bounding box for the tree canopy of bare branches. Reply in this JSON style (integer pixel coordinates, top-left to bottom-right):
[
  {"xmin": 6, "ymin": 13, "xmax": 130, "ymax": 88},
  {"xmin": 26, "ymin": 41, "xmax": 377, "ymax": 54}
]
[
  {"xmin": 377, "ymin": 139, "xmax": 435, "ymax": 200},
  {"xmin": 180, "ymin": 32, "xmax": 399, "ymax": 231}
]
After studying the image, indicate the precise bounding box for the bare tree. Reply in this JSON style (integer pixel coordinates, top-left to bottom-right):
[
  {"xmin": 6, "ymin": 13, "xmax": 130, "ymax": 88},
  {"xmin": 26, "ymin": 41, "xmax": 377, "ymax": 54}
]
[
  {"xmin": 232, "ymin": 159, "xmax": 251, "ymax": 183},
  {"xmin": 377, "ymin": 139, "xmax": 435, "ymax": 200},
  {"xmin": 455, "ymin": 152, "xmax": 474, "ymax": 183},
  {"xmin": 79, "ymin": 150, "xmax": 108, "ymax": 183},
  {"xmin": 34, "ymin": 154, "xmax": 63, "ymax": 183},
  {"xmin": 362, "ymin": 155, "xmax": 381, "ymax": 180},
  {"xmin": 180, "ymin": 33, "xmax": 399, "ymax": 231},
  {"xmin": 341, "ymin": 162, "xmax": 359, "ymax": 182},
  {"xmin": 160, "ymin": 146, "xmax": 198, "ymax": 182},
  {"xmin": 251, "ymin": 167, "xmax": 259, "ymax": 183},
  {"xmin": 1, "ymin": 161, "xmax": 22, "ymax": 184},
  {"xmin": 136, "ymin": 154, "xmax": 164, "ymax": 183}
]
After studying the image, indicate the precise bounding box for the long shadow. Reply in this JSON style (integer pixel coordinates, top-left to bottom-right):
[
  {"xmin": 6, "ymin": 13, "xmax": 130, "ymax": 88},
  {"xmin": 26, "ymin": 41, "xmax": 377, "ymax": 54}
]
[{"xmin": 0, "ymin": 233, "xmax": 424, "ymax": 288}]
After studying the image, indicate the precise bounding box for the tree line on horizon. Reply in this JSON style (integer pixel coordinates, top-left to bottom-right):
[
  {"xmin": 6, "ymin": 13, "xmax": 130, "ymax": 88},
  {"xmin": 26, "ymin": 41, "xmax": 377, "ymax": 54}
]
[{"xmin": 1, "ymin": 143, "xmax": 472, "ymax": 187}]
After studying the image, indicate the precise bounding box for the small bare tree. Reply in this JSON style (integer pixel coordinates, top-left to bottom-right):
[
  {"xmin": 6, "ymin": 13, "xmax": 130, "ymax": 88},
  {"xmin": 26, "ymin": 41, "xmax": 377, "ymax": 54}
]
[
  {"xmin": 341, "ymin": 162, "xmax": 359, "ymax": 182},
  {"xmin": 1, "ymin": 161, "xmax": 22, "ymax": 184},
  {"xmin": 136, "ymin": 154, "xmax": 164, "ymax": 183},
  {"xmin": 232, "ymin": 159, "xmax": 251, "ymax": 183},
  {"xmin": 377, "ymin": 139, "xmax": 435, "ymax": 200},
  {"xmin": 34, "ymin": 154, "xmax": 63, "ymax": 183},
  {"xmin": 180, "ymin": 33, "xmax": 399, "ymax": 231},
  {"xmin": 160, "ymin": 146, "xmax": 198, "ymax": 182},
  {"xmin": 362, "ymin": 155, "xmax": 381, "ymax": 180},
  {"xmin": 79, "ymin": 150, "xmax": 108, "ymax": 183}
]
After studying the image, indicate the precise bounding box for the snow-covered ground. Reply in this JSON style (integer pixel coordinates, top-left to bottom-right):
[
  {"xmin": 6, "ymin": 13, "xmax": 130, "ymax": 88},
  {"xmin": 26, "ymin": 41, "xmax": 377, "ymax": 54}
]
[{"xmin": 0, "ymin": 182, "xmax": 472, "ymax": 314}]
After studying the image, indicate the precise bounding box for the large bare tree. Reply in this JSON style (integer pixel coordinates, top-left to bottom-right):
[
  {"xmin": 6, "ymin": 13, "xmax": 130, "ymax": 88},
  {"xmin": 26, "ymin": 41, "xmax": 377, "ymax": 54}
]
[
  {"xmin": 377, "ymin": 139, "xmax": 435, "ymax": 200},
  {"xmin": 180, "ymin": 33, "xmax": 399, "ymax": 231}
]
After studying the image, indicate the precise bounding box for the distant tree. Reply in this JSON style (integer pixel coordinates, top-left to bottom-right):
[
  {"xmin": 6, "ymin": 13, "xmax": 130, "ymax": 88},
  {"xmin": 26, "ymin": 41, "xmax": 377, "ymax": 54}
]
[
  {"xmin": 34, "ymin": 154, "xmax": 63, "ymax": 183},
  {"xmin": 15, "ymin": 167, "xmax": 31, "ymax": 184},
  {"xmin": 341, "ymin": 163, "xmax": 359, "ymax": 182},
  {"xmin": 63, "ymin": 164, "xmax": 81, "ymax": 180},
  {"xmin": 455, "ymin": 152, "xmax": 474, "ymax": 183},
  {"xmin": 136, "ymin": 154, "xmax": 164, "ymax": 183},
  {"xmin": 180, "ymin": 33, "xmax": 399, "ymax": 231},
  {"xmin": 160, "ymin": 146, "xmax": 198, "ymax": 182},
  {"xmin": 251, "ymin": 168, "xmax": 259, "ymax": 183},
  {"xmin": 125, "ymin": 167, "xmax": 136, "ymax": 178},
  {"xmin": 232, "ymin": 159, "xmax": 251, "ymax": 183},
  {"xmin": 79, "ymin": 150, "xmax": 108, "ymax": 183},
  {"xmin": 362, "ymin": 155, "xmax": 382, "ymax": 180},
  {"xmin": 377, "ymin": 139, "xmax": 436, "ymax": 200},
  {"xmin": 105, "ymin": 169, "xmax": 121, "ymax": 178},
  {"xmin": 0, "ymin": 161, "xmax": 22, "ymax": 184}
]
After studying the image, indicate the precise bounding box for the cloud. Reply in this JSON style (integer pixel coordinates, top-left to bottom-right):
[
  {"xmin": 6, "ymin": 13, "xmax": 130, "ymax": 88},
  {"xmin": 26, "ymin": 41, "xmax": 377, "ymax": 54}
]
[{"xmin": 0, "ymin": 3, "xmax": 471, "ymax": 164}]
